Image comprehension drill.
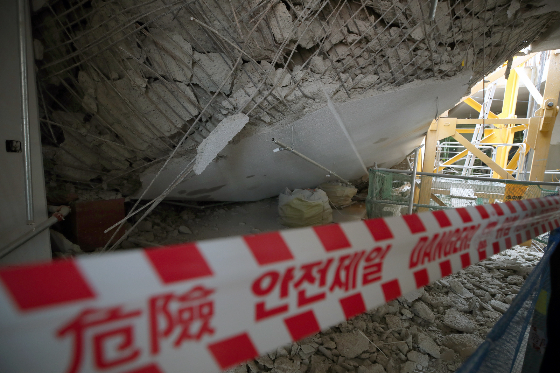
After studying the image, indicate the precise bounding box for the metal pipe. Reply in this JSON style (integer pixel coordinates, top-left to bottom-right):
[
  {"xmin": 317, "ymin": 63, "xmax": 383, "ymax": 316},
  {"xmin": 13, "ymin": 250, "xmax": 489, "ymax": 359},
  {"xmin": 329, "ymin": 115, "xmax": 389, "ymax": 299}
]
[
  {"xmin": 371, "ymin": 199, "xmax": 448, "ymax": 210},
  {"xmin": 373, "ymin": 168, "xmax": 560, "ymax": 186},
  {"xmin": 18, "ymin": 0, "xmax": 33, "ymax": 224},
  {"xmin": 272, "ymin": 139, "xmax": 352, "ymax": 185},
  {"xmin": 440, "ymin": 142, "xmax": 526, "ymax": 146},
  {"xmin": 0, "ymin": 206, "xmax": 71, "ymax": 259},
  {"xmin": 428, "ymin": 0, "xmax": 438, "ymax": 21},
  {"xmin": 408, "ymin": 146, "xmax": 420, "ymax": 215}
]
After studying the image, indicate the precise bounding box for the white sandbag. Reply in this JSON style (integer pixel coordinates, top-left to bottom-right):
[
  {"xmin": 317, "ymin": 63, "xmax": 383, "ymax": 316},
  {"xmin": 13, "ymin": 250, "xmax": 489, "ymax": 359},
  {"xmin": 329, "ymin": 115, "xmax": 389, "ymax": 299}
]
[
  {"xmin": 278, "ymin": 188, "xmax": 332, "ymax": 227},
  {"xmin": 319, "ymin": 182, "xmax": 357, "ymax": 207}
]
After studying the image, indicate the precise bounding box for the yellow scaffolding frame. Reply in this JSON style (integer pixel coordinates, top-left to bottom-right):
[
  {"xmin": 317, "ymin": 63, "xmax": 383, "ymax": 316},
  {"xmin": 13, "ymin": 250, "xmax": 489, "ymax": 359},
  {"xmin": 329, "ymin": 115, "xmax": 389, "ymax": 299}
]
[{"xmin": 417, "ymin": 52, "xmax": 560, "ymax": 211}]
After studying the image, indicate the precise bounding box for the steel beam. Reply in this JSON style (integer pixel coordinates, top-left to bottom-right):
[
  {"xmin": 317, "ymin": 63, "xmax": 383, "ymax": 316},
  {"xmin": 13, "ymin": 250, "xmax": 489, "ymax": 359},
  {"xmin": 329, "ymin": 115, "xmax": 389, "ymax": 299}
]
[{"xmin": 530, "ymin": 52, "xmax": 560, "ymax": 181}]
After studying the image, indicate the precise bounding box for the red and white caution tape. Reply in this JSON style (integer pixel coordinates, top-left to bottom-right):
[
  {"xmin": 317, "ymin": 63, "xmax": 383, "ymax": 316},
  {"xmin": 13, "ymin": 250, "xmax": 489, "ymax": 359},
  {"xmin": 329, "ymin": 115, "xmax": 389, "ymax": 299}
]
[{"xmin": 0, "ymin": 196, "xmax": 559, "ymax": 373}]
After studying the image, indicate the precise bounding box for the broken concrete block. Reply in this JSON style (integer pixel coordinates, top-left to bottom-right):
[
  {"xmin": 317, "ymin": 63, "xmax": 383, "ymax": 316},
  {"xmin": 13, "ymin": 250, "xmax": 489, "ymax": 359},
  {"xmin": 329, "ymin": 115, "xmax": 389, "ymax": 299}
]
[
  {"xmin": 143, "ymin": 28, "xmax": 193, "ymax": 82},
  {"xmin": 449, "ymin": 278, "xmax": 474, "ymax": 297},
  {"xmin": 50, "ymin": 229, "xmax": 83, "ymax": 255},
  {"xmin": 365, "ymin": 0, "xmax": 410, "ymax": 26},
  {"xmin": 406, "ymin": 350, "xmax": 429, "ymax": 367},
  {"xmin": 400, "ymin": 361, "xmax": 417, "ymax": 373},
  {"xmin": 357, "ymin": 363, "xmax": 386, "ymax": 373},
  {"xmin": 231, "ymin": 63, "xmax": 260, "ymax": 94},
  {"xmin": 448, "ymin": 292, "xmax": 470, "ymax": 312},
  {"xmin": 385, "ymin": 314, "xmax": 403, "ymax": 330},
  {"xmin": 402, "ymin": 288, "xmax": 424, "ymax": 304},
  {"xmin": 309, "ymin": 56, "xmax": 328, "ymax": 74},
  {"xmin": 353, "ymin": 74, "xmax": 379, "ymax": 88},
  {"xmin": 490, "ymin": 299, "xmax": 509, "ymax": 313},
  {"xmin": 409, "ymin": 24, "xmax": 425, "ymax": 41},
  {"xmin": 506, "ymin": 275, "xmax": 524, "ymax": 285},
  {"xmin": 269, "ymin": 3, "xmax": 295, "ymax": 44},
  {"xmin": 328, "ymin": 43, "xmax": 351, "ymax": 61},
  {"xmin": 82, "ymin": 95, "xmax": 98, "ymax": 113},
  {"xmin": 255, "ymin": 354, "xmax": 274, "ymax": 369},
  {"xmin": 411, "ymin": 300, "xmax": 435, "ymax": 323},
  {"xmin": 443, "ymin": 308, "xmax": 476, "ymax": 333},
  {"xmin": 332, "ymin": 331, "xmax": 370, "ymax": 358},
  {"xmin": 120, "ymin": 240, "xmax": 136, "ymax": 249},
  {"xmin": 143, "ymin": 81, "xmax": 199, "ymax": 135},
  {"xmin": 272, "ymin": 355, "xmax": 301, "ymax": 372},
  {"xmin": 194, "ymin": 113, "xmax": 249, "ymax": 174},
  {"xmin": 192, "ymin": 52, "xmax": 233, "ymax": 94},
  {"xmin": 78, "ymin": 70, "xmax": 97, "ymax": 97},
  {"xmin": 69, "ymin": 198, "xmax": 126, "ymax": 251},
  {"xmin": 416, "ymin": 333, "xmax": 440, "ymax": 358},
  {"xmin": 434, "ymin": 1, "xmax": 452, "ymax": 34},
  {"xmin": 137, "ymin": 220, "xmax": 152, "ymax": 232}
]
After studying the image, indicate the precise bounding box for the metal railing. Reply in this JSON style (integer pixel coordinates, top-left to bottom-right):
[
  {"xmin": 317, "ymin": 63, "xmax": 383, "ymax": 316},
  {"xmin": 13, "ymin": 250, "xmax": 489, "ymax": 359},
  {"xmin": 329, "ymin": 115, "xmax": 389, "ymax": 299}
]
[
  {"xmin": 436, "ymin": 142, "xmax": 528, "ymax": 178},
  {"xmin": 366, "ymin": 168, "xmax": 560, "ymax": 219}
]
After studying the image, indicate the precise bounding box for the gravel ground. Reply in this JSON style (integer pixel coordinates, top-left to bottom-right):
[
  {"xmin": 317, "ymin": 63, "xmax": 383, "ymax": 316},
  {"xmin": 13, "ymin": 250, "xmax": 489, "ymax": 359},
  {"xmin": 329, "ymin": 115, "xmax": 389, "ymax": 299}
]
[
  {"xmin": 226, "ymin": 242, "xmax": 544, "ymax": 373},
  {"xmin": 54, "ymin": 198, "xmax": 547, "ymax": 373}
]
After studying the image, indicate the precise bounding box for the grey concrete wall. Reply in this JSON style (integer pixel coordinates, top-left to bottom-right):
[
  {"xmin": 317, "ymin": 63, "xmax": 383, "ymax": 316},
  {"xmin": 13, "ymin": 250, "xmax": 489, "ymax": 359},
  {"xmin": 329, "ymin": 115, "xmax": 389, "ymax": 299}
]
[{"xmin": 0, "ymin": 0, "xmax": 51, "ymax": 265}]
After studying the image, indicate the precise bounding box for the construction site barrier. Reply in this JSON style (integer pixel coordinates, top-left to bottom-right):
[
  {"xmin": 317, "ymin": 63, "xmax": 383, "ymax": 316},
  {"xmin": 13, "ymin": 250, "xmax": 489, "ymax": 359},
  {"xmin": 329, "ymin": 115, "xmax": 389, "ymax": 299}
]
[
  {"xmin": 456, "ymin": 227, "xmax": 560, "ymax": 373},
  {"xmin": 1, "ymin": 196, "xmax": 559, "ymax": 373}
]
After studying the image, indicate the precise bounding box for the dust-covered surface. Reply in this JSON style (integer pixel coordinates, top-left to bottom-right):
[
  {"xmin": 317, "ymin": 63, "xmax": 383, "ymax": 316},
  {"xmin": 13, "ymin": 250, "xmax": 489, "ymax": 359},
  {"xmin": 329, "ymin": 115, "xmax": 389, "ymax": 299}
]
[
  {"xmin": 225, "ymin": 242, "xmax": 545, "ymax": 373},
  {"xmin": 194, "ymin": 113, "xmax": 250, "ymax": 175},
  {"xmin": 33, "ymin": 0, "xmax": 559, "ymax": 200},
  {"xmin": 52, "ymin": 189, "xmax": 549, "ymax": 372},
  {"xmin": 70, "ymin": 197, "xmax": 546, "ymax": 373},
  {"xmin": 102, "ymin": 197, "xmax": 366, "ymax": 250}
]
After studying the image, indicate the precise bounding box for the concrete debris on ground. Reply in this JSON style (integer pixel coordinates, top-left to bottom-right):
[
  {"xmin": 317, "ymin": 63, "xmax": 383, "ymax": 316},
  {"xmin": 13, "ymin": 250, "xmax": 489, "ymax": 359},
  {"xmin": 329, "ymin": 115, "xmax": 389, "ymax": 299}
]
[
  {"xmin": 214, "ymin": 220, "xmax": 540, "ymax": 373},
  {"xmin": 99, "ymin": 197, "xmax": 547, "ymax": 373}
]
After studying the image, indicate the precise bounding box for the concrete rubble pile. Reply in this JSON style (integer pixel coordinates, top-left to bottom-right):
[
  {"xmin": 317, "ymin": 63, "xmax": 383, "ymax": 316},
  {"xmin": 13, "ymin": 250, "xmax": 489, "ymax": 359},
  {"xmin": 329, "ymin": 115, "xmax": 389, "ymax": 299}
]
[
  {"xmin": 224, "ymin": 243, "xmax": 543, "ymax": 373},
  {"xmin": 101, "ymin": 200, "xmax": 544, "ymax": 373},
  {"xmin": 34, "ymin": 0, "xmax": 557, "ymax": 193}
]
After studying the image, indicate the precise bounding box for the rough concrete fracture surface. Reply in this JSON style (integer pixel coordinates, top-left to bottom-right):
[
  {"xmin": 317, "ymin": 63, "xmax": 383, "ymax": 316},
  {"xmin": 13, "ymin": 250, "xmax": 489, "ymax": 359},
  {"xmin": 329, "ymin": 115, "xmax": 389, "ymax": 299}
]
[{"xmin": 33, "ymin": 0, "xmax": 560, "ymax": 201}]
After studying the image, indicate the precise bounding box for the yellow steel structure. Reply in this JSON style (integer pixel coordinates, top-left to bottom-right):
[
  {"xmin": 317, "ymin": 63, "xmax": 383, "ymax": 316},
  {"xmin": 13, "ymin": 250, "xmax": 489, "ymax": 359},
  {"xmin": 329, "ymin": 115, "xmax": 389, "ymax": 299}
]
[
  {"xmin": 529, "ymin": 53, "xmax": 560, "ymax": 181},
  {"xmin": 417, "ymin": 51, "xmax": 560, "ymax": 211},
  {"xmin": 492, "ymin": 69, "xmax": 520, "ymax": 178}
]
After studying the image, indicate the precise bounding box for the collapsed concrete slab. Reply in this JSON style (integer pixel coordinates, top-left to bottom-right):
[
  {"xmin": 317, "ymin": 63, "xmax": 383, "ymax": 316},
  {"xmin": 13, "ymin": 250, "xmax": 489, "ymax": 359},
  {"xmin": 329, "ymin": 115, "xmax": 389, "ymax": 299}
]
[{"xmin": 33, "ymin": 0, "xmax": 560, "ymax": 200}]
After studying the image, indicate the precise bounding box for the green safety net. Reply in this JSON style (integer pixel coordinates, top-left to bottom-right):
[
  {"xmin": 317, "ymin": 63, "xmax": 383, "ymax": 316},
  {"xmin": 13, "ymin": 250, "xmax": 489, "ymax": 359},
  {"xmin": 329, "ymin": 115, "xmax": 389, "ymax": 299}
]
[{"xmin": 367, "ymin": 169, "xmax": 558, "ymax": 219}]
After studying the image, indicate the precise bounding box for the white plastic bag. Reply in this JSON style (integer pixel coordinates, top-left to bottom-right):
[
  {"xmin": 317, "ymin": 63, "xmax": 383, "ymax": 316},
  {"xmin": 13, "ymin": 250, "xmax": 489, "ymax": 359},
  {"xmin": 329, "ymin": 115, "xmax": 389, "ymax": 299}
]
[
  {"xmin": 278, "ymin": 188, "xmax": 333, "ymax": 227},
  {"xmin": 319, "ymin": 182, "xmax": 357, "ymax": 207}
]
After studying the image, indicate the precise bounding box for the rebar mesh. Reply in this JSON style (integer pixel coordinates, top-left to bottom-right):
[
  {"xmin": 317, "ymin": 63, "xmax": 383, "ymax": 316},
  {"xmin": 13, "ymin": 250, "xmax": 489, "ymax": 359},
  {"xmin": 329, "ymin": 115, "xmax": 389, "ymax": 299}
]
[
  {"xmin": 366, "ymin": 169, "xmax": 560, "ymax": 218},
  {"xmin": 33, "ymin": 0, "xmax": 558, "ymax": 192}
]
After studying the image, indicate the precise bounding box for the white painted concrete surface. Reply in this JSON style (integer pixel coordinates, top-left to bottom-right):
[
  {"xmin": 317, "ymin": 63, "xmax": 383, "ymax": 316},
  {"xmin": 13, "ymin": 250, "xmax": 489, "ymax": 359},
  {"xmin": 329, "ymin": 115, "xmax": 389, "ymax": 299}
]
[{"xmin": 138, "ymin": 72, "xmax": 472, "ymax": 201}]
